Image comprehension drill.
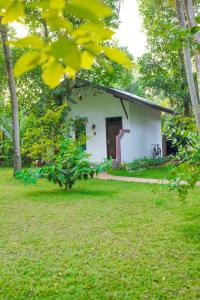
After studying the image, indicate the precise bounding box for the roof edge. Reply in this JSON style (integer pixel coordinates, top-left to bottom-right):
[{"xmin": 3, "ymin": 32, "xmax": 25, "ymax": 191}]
[{"xmin": 77, "ymin": 80, "xmax": 174, "ymax": 115}]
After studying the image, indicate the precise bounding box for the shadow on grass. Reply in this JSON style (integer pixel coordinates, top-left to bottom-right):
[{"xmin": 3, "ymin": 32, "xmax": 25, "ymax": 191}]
[
  {"xmin": 178, "ymin": 223, "xmax": 200, "ymax": 243},
  {"xmin": 25, "ymin": 187, "xmax": 117, "ymax": 202}
]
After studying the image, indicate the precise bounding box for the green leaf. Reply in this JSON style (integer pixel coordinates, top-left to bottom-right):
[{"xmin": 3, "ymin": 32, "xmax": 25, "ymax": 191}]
[
  {"xmin": 98, "ymin": 58, "xmax": 113, "ymax": 72},
  {"xmin": 13, "ymin": 36, "xmax": 44, "ymax": 49},
  {"xmin": 51, "ymin": 37, "xmax": 81, "ymax": 70},
  {"xmin": 103, "ymin": 47, "xmax": 132, "ymax": 68},
  {"xmin": 14, "ymin": 51, "xmax": 41, "ymax": 76},
  {"xmin": 84, "ymin": 43, "xmax": 103, "ymax": 56},
  {"xmin": 67, "ymin": 0, "xmax": 112, "ymax": 21},
  {"xmin": 2, "ymin": 2, "xmax": 24, "ymax": 24},
  {"xmin": 42, "ymin": 61, "xmax": 64, "ymax": 88},
  {"xmin": 191, "ymin": 26, "xmax": 200, "ymax": 34},
  {"xmin": 195, "ymin": 16, "xmax": 200, "ymax": 24}
]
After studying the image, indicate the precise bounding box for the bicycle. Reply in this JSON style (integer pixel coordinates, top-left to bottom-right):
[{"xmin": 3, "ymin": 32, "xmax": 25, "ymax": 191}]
[{"xmin": 152, "ymin": 144, "xmax": 162, "ymax": 158}]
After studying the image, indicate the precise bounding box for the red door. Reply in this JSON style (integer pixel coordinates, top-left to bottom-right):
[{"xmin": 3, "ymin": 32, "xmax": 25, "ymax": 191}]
[{"xmin": 106, "ymin": 117, "xmax": 122, "ymax": 159}]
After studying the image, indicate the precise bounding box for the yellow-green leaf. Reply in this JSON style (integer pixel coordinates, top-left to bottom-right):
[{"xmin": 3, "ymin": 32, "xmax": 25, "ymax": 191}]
[
  {"xmin": 42, "ymin": 61, "xmax": 64, "ymax": 88},
  {"xmin": 14, "ymin": 51, "xmax": 41, "ymax": 76},
  {"xmin": 72, "ymin": 23, "xmax": 114, "ymax": 43},
  {"xmin": 0, "ymin": 0, "xmax": 11, "ymax": 9},
  {"xmin": 80, "ymin": 51, "xmax": 95, "ymax": 69},
  {"xmin": 49, "ymin": 0, "xmax": 65, "ymax": 10},
  {"xmin": 51, "ymin": 37, "xmax": 81, "ymax": 70},
  {"xmin": 67, "ymin": 0, "xmax": 112, "ymax": 21},
  {"xmin": 84, "ymin": 43, "xmax": 103, "ymax": 56},
  {"xmin": 64, "ymin": 66, "xmax": 76, "ymax": 79},
  {"xmin": 103, "ymin": 47, "xmax": 132, "ymax": 68},
  {"xmin": 34, "ymin": 0, "xmax": 49, "ymax": 9},
  {"xmin": 2, "ymin": 2, "xmax": 24, "ymax": 24},
  {"xmin": 13, "ymin": 36, "xmax": 44, "ymax": 49},
  {"xmin": 44, "ymin": 14, "xmax": 73, "ymax": 32}
]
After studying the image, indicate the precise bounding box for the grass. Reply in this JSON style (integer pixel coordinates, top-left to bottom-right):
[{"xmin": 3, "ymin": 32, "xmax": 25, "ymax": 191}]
[
  {"xmin": 108, "ymin": 165, "xmax": 174, "ymax": 179},
  {"xmin": 0, "ymin": 167, "xmax": 200, "ymax": 299}
]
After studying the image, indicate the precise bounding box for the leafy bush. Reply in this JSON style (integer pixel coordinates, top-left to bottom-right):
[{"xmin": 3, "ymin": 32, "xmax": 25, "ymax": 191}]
[
  {"xmin": 120, "ymin": 156, "xmax": 171, "ymax": 172},
  {"xmin": 0, "ymin": 139, "xmax": 13, "ymax": 166},
  {"xmin": 169, "ymin": 162, "xmax": 200, "ymax": 200},
  {"xmin": 21, "ymin": 103, "xmax": 69, "ymax": 162},
  {"xmin": 164, "ymin": 115, "xmax": 199, "ymax": 162},
  {"xmin": 164, "ymin": 115, "xmax": 200, "ymax": 199},
  {"xmin": 17, "ymin": 138, "xmax": 111, "ymax": 191},
  {"xmin": 169, "ymin": 147, "xmax": 200, "ymax": 199}
]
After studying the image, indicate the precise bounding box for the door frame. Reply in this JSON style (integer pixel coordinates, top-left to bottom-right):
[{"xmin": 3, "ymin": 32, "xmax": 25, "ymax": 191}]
[{"xmin": 106, "ymin": 117, "xmax": 123, "ymax": 159}]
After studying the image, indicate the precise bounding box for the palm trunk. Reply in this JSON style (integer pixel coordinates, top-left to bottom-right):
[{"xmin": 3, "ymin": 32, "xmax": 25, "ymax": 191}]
[
  {"xmin": 175, "ymin": 0, "xmax": 200, "ymax": 133},
  {"xmin": 185, "ymin": 0, "xmax": 200, "ymax": 101},
  {"xmin": 0, "ymin": 19, "xmax": 21, "ymax": 174}
]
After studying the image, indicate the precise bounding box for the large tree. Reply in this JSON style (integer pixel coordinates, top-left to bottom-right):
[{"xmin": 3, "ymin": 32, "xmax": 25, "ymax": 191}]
[
  {"xmin": 175, "ymin": 0, "xmax": 200, "ymax": 132},
  {"xmin": 0, "ymin": 20, "xmax": 21, "ymax": 174},
  {"xmin": 185, "ymin": 0, "xmax": 200, "ymax": 100},
  {"xmin": 138, "ymin": 0, "xmax": 200, "ymax": 131},
  {"xmin": 138, "ymin": 0, "xmax": 191, "ymax": 115}
]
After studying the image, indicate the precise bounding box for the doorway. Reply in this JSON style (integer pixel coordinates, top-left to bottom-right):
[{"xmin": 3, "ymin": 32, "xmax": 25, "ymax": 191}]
[{"xmin": 106, "ymin": 117, "xmax": 122, "ymax": 159}]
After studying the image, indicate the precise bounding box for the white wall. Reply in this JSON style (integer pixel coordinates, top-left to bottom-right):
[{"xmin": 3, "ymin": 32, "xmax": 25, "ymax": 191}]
[
  {"xmin": 127, "ymin": 102, "xmax": 162, "ymax": 161},
  {"xmin": 69, "ymin": 86, "xmax": 162, "ymax": 163}
]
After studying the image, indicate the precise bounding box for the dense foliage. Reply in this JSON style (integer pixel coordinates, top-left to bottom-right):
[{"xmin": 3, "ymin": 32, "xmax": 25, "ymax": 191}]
[
  {"xmin": 138, "ymin": 0, "xmax": 191, "ymax": 114},
  {"xmin": 21, "ymin": 103, "xmax": 69, "ymax": 162},
  {"xmin": 164, "ymin": 115, "xmax": 199, "ymax": 161},
  {"xmin": 166, "ymin": 116, "xmax": 200, "ymax": 199},
  {"xmin": 137, "ymin": 0, "xmax": 200, "ymax": 199}
]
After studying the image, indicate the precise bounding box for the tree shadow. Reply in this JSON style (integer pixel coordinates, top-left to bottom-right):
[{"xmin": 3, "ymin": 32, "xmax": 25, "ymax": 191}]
[
  {"xmin": 177, "ymin": 223, "xmax": 200, "ymax": 243},
  {"xmin": 25, "ymin": 188, "xmax": 117, "ymax": 202}
]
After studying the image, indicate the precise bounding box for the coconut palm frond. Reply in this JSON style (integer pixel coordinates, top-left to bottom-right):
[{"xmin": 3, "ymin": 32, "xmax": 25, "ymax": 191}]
[
  {"xmin": 0, "ymin": 124, "xmax": 12, "ymax": 139},
  {"xmin": 0, "ymin": 115, "xmax": 12, "ymax": 140}
]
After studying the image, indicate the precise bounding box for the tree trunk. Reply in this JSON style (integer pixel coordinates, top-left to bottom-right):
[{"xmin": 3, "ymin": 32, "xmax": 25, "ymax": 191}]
[
  {"xmin": 178, "ymin": 48, "xmax": 191, "ymax": 115},
  {"xmin": 175, "ymin": 0, "xmax": 200, "ymax": 133},
  {"xmin": 185, "ymin": 0, "xmax": 200, "ymax": 101},
  {"xmin": 42, "ymin": 19, "xmax": 49, "ymax": 41},
  {"xmin": 0, "ymin": 20, "xmax": 22, "ymax": 174}
]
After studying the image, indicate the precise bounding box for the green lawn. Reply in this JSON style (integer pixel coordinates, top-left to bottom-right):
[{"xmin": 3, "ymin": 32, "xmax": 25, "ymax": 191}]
[
  {"xmin": 0, "ymin": 168, "xmax": 200, "ymax": 300},
  {"xmin": 108, "ymin": 165, "xmax": 174, "ymax": 179}
]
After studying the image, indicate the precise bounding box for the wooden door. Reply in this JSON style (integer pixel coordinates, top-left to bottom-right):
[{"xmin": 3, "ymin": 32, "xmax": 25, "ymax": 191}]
[{"xmin": 106, "ymin": 117, "xmax": 122, "ymax": 159}]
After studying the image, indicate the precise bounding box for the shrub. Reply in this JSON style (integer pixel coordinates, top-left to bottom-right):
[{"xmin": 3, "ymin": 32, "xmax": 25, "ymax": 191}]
[
  {"xmin": 164, "ymin": 115, "xmax": 200, "ymax": 199},
  {"xmin": 164, "ymin": 115, "xmax": 199, "ymax": 162},
  {"xmin": 0, "ymin": 139, "xmax": 13, "ymax": 166},
  {"xmin": 17, "ymin": 138, "xmax": 111, "ymax": 191},
  {"xmin": 121, "ymin": 156, "xmax": 171, "ymax": 172},
  {"xmin": 169, "ymin": 148, "xmax": 200, "ymax": 199},
  {"xmin": 21, "ymin": 103, "xmax": 69, "ymax": 162}
]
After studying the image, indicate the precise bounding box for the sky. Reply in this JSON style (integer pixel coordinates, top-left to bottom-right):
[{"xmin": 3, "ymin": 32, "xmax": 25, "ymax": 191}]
[
  {"xmin": 13, "ymin": 0, "xmax": 146, "ymax": 58},
  {"xmin": 115, "ymin": 0, "xmax": 146, "ymax": 58}
]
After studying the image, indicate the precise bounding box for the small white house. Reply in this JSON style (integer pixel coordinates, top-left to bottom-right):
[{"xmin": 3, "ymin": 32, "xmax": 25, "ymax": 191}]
[{"xmin": 69, "ymin": 81, "xmax": 173, "ymax": 164}]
